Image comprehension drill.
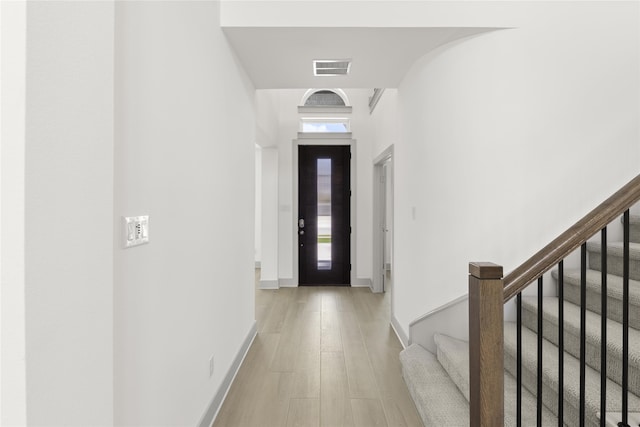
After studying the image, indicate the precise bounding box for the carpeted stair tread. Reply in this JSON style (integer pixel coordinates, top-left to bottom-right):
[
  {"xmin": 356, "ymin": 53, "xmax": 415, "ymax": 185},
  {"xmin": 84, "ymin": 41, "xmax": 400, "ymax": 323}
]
[
  {"xmin": 434, "ymin": 333, "xmax": 470, "ymax": 400},
  {"xmin": 433, "ymin": 334, "xmax": 557, "ymax": 426},
  {"xmin": 504, "ymin": 322, "xmax": 640, "ymax": 427},
  {"xmin": 552, "ymin": 268, "xmax": 640, "ymax": 329},
  {"xmin": 400, "ymin": 343, "xmax": 470, "ymax": 426},
  {"xmin": 504, "ymin": 365, "xmax": 559, "ymax": 426},
  {"xmin": 587, "ymin": 241, "xmax": 640, "ymax": 258},
  {"xmin": 521, "ymin": 296, "xmax": 640, "ymax": 396},
  {"xmin": 586, "ymin": 241, "xmax": 640, "ymax": 281}
]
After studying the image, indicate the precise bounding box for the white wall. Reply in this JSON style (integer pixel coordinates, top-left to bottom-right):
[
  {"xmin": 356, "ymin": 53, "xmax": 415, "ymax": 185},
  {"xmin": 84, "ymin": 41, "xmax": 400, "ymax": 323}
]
[
  {"xmin": 254, "ymin": 88, "xmax": 280, "ymax": 268},
  {"xmin": 255, "ymin": 146, "xmax": 262, "ymax": 264},
  {"xmin": 256, "ymin": 89, "xmax": 374, "ymax": 285},
  {"xmin": 1, "ymin": 0, "xmax": 27, "ymax": 424},
  {"xmin": 384, "ymin": 2, "xmax": 640, "ymax": 336},
  {"xmin": 114, "ymin": 2, "xmax": 256, "ymax": 425},
  {"xmin": 23, "ymin": 1, "xmax": 115, "ymax": 424},
  {"xmin": 221, "ymin": 0, "xmax": 529, "ymax": 29},
  {"xmin": 260, "ymin": 148, "xmax": 279, "ymax": 286},
  {"xmin": 351, "ymin": 90, "xmax": 374, "ymax": 281},
  {"xmin": 255, "ymin": 90, "xmax": 279, "ymax": 148},
  {"xmin": 370, "ymin": 89, "xmax": 398, "ymax": 158}
]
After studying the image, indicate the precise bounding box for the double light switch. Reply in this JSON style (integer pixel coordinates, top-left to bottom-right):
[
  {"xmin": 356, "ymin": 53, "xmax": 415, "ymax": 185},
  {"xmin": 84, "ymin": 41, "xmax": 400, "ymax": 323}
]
[{"xmin": 123, "ymin": 215, "xmax": 149, "ymax": 248}]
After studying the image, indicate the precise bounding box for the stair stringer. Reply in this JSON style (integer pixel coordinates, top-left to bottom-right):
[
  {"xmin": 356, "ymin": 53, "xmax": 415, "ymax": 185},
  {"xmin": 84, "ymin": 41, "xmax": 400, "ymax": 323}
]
[{"xmin": 408, "ymin": 294, "xmax": 468, "ymax": 353}]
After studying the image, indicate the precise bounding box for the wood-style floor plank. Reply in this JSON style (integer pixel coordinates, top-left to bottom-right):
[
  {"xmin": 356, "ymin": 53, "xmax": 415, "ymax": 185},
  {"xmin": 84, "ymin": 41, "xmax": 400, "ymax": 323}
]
[
  {"xmin": 270, "ymin": 302, "xmax": 305, "ymax": 372},
  {"xmin": 342, "ymin": 339, "xmax": 379, "ymax": 399},
  {"xmin": 212, "ymin": 272, "xmax": 423, "ymax": 427},
  {"xmin": 380, "ymin": 396, "xmax": 424, "ymax": 427},
  {"xmin": 246, "ymin": 372, "xmax": 294, "ymax": 427},
  {"xmin": 262, "ymin": 288, "xmax": 294, "ymax": 333},
  {"xmin": 320, "ymin": 351, "xmax": 354, "ymax": 427},
  {"xmin": 335, "ymin": 288, "xmax": 356, "ymax": 312},
  {"xmin": 337, "ymin": 309, "xmax": 364, "ymax": 344},
  {"xmin": 351, "ymin": 398, "xmax": 388, "ymax": 427},
  {"xmin": 321, "ymin": 308, "xmax": 343, "ymax": 352},
  {"xmin": 286, "ymin": 398, "xmax": 320, "ymax": 427}
]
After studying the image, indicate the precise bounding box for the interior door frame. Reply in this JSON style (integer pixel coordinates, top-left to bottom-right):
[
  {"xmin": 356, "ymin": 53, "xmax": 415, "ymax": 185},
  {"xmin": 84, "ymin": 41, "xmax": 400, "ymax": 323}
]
[
  {"xmin": 293, "ymin": 136, "xmax": 357, "ymax": 287},
  {"xmin": 372, "ymin": 145, "xmax": 394, "ymax": 294}
]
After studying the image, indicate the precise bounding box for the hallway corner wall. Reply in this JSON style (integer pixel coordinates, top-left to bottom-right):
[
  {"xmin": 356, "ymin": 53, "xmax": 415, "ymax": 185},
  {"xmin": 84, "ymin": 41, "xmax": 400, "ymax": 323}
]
[
  {"xmin": 22, "ymin": 1, "xmax": 115, "ymax": 424},
  {"xmin": 114, "ymin": 1, "xmax": 256, "ymax": 425},
  {"xmin": 390, "ymin": 1, "xmax": 640, "ymax": 338}
]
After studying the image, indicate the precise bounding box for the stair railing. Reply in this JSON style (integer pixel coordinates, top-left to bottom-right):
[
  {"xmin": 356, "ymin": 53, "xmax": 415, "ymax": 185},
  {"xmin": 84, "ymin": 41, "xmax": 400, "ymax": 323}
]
[{"xmin": 469, "ymin": 174, "xmax": 640, "ymax": 427}]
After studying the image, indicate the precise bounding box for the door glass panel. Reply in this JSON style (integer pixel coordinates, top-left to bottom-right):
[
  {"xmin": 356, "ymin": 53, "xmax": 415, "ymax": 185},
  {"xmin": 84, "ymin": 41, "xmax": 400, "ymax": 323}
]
[{"xmin": 317, "ymin": 158, "xmax": 332, "ymax": 270}]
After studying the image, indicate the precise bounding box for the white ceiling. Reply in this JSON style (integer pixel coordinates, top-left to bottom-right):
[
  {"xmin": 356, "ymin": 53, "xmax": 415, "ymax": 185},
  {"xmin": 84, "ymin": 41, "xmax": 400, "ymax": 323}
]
[{"xmin": 223, "ymin": 27, "xmax": 494, "ymax": 89}]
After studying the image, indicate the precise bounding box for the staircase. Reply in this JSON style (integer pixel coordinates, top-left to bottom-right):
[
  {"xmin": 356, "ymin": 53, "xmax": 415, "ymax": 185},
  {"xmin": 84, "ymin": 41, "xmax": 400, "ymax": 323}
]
[{"xmin": 400, "ymin": 212, "xmax": 640, "ymax": 426}]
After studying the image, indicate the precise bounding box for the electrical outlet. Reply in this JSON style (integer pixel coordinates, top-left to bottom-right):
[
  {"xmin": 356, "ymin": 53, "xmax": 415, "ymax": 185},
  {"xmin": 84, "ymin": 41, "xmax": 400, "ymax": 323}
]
[{"xmin": 209, "ymin": 355, "xmax": 214, "ymax": 378}]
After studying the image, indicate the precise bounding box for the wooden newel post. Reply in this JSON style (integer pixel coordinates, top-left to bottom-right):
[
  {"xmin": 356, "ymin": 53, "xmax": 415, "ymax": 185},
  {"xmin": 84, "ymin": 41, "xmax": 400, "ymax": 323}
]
[{"xmin": 469, "ymin": 262, "xmax": 504, "ymax": 427}]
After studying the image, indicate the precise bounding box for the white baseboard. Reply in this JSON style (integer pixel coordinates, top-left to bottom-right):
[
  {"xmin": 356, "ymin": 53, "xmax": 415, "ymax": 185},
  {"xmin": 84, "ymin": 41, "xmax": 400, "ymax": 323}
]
[
  {"xmin": 259, "ymin": 279, "xmax": 279, "ymax": 290},
  {"xmin": 279, "ymin": 278, "xmax": 296, "ymax": 287},
  {"xmin": 198, "ymin": 321, "xmax": 257, "ymax": 427},
  {"xmin": 351, "ymin": 277, "xmax": 372, "ymax": 289},
  {"xmin": 391, "ymin": 314, "xmax": 408, "ymax": 349}
]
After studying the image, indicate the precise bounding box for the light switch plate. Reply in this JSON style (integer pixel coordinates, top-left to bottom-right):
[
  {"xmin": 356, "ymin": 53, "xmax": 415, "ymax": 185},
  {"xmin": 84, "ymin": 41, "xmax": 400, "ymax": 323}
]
[{"xmin": 122, "ymin": 215, "xmax": 149, "ymax": 248}]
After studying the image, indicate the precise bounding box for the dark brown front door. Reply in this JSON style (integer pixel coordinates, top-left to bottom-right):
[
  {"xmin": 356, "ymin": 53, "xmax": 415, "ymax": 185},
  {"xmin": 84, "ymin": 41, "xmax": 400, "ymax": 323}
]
[{"xmin": 298, "ymin": 145, "xmax": 350, "ymax": 285}]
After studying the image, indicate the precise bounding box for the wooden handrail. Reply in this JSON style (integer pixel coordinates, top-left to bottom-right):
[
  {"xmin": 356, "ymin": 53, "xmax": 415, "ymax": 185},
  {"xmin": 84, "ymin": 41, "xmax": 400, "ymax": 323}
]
[{"xmin": 503, "ymin": 174, "xmax": 640, "ymax": 302}]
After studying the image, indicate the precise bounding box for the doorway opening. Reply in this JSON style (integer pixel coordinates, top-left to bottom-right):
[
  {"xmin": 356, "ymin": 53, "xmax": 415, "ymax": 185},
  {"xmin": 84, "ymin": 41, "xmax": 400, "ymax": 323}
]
[
  {"xmin": 298, "ymin": 145, "xmax": 351, "ymax": 285},
  {"xmin": 373, "ymin": 146, "xmax": 394, "ymax": 294},
  {"xmin": 293, "ymin": 137, "xmax": 356, "ymax": 287}
]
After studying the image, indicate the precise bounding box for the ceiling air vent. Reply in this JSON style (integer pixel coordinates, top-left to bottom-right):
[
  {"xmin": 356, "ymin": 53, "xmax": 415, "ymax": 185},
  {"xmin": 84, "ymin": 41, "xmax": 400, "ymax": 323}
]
[{"xmin": 313, "ymin": 60, "xmax": 351, "ymax": 76}]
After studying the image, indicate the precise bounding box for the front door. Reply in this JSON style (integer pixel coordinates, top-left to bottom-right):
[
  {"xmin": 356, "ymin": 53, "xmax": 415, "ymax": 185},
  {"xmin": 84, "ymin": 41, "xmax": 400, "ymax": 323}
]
[{"xmin": 298, "ymin": 145, "xmax": 350, "ymax": 285}]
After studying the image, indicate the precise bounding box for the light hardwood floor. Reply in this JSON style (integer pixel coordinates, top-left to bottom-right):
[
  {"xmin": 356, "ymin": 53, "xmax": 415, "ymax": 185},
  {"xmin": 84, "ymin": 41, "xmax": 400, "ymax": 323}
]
[{"xmin": 212, "ymin": 271, "xmax": 423, "ymax": 427}]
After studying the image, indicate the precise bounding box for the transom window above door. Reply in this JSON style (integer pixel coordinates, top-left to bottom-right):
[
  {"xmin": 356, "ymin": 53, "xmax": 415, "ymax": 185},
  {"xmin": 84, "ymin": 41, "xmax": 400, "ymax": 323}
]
[{"xmin": 300, "ymin": 118, "xmax": 350, "ymax": 133}]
